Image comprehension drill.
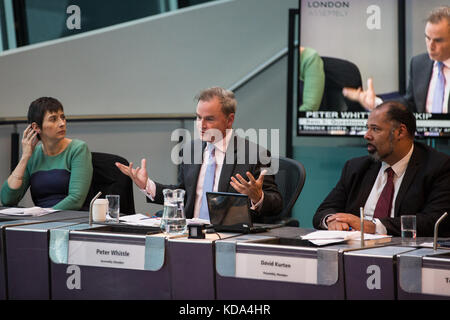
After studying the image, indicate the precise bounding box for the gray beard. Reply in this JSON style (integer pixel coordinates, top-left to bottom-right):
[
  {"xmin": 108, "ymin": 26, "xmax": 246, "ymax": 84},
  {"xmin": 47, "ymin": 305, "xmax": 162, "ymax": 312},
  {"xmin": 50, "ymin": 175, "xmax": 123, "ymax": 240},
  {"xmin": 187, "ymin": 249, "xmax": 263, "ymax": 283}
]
[{"xmin": 368, "ymin": 131, "xmax": 395, "ymax": 162}]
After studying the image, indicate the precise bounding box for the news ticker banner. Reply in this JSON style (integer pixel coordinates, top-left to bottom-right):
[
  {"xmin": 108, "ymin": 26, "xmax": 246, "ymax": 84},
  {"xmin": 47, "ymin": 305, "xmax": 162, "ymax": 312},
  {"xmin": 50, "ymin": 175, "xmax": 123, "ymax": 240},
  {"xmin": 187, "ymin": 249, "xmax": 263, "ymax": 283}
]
[{"xmin": 298, "ymin": 111, "xmax": 450, "ymax": 137}]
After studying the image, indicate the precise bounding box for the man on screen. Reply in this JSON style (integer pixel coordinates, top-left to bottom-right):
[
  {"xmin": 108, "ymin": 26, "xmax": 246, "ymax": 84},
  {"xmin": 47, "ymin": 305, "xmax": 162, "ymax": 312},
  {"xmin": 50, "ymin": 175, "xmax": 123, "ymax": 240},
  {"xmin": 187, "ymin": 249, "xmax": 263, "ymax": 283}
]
[
  {"xmin": 343, "ymin": 6, "xmax": 450, "ymax": 114},
  {"xmin": 115, "ymin": 87, "xmax": 282, "ymax": 220},
  {"xmin": 313, "ymin": 101, "xmax": 450, "ymax": 236}
]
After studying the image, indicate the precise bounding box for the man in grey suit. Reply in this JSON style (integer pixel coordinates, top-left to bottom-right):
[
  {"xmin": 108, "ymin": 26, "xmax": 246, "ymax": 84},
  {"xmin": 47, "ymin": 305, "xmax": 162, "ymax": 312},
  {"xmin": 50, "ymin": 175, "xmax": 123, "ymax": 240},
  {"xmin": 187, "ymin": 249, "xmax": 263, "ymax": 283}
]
[
  {"xmin": 116, "ymin": 87, "xmax": 282, "ymax": 220},
  {"xmin": 343, "ymin": 6, "xmax": 450, "ymax": 113},
  {"xmin": 313, "ymin": 101, "xmax": 450, "ymax": 236}
]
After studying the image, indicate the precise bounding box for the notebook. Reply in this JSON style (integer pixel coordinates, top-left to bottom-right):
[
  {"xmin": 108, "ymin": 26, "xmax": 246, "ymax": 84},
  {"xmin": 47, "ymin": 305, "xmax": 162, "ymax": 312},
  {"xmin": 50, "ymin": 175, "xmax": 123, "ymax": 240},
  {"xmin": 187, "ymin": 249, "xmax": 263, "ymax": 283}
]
[{"xmin": 206, "ymin": 192, "xmax": 268, "ymax": 233}]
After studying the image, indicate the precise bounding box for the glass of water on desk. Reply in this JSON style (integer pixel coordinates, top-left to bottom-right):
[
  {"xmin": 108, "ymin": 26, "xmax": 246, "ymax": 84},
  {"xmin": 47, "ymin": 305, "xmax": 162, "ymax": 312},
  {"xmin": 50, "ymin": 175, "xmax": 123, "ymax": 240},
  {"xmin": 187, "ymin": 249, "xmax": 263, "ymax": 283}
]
[
  {"xmin": 106, "ymin": 195, "xmax": 120, "ymax": 222},
  {"xmin": 401, "ymin": 215, "xmax": 416, "ymax": 245}
]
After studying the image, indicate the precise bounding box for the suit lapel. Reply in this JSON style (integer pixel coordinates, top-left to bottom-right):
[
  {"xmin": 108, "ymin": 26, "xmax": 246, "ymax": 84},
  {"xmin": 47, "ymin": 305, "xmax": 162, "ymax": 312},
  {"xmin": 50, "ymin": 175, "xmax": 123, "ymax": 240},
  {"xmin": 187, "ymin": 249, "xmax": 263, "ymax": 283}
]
[
  {"xmin": 416, "ymin": 58, "xmax": 434, "ymax": 112},
  {"xmin": 218, "ymin": 134, "xmax": 237, "ymax": 192},
  {"xmin": 185, "ymin": 164, "xmax": 202, "ymax": 194},
  {"xmin": 394, "ymin": 146, "xmax": 420, "ymax": 216},
  {"xmin": 184, "ymin": 141, "xmax": 205, "ymax": 196}
]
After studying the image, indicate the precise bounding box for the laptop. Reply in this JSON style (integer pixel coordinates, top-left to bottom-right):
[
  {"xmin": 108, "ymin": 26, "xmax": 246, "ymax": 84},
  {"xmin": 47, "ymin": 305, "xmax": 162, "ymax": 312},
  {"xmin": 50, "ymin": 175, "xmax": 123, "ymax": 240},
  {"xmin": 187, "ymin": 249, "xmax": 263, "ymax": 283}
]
[{"xmin": 206, "ymin": 192, "xmax": 269, "ymax": 233}]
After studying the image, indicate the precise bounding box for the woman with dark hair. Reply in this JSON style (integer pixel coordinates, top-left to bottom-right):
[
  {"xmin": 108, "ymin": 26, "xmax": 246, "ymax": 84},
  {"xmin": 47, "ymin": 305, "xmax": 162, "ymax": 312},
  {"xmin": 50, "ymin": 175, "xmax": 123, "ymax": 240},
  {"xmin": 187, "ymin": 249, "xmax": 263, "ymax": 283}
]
[{"xmin": 1, "ymin": 97, "xmax": 93, "ymax": 210}]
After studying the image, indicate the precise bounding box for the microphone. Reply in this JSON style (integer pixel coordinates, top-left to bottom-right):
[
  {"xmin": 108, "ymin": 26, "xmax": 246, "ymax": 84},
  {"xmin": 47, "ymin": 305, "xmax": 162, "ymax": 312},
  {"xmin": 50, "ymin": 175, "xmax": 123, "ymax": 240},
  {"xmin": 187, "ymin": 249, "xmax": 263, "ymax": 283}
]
[
  {"xmin": 360, "ymin": 207, "xmax": 365, "ymax": 247},
  {"xmin": 433, "ymin": 212, "xmax": 448, "ymax": 250}
]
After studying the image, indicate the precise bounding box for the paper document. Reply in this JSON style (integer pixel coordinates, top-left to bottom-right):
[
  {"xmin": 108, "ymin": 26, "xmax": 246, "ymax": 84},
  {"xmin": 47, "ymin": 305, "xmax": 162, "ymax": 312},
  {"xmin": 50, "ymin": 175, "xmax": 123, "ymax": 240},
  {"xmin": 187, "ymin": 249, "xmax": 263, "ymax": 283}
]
[
  {"xmin": 118, "ymin": 214, "xmax": 210, "ymax": 227},
  {"xmin": 0, "ymin": 207, "xmax": 59, "ymax": 217},
  {"xmin": 302, "ymin": 230, "xmax": 391, "ymax": 246},
  {"xmin": 119, "ymin": 214, "xmax": 161, "ymax": 227}
]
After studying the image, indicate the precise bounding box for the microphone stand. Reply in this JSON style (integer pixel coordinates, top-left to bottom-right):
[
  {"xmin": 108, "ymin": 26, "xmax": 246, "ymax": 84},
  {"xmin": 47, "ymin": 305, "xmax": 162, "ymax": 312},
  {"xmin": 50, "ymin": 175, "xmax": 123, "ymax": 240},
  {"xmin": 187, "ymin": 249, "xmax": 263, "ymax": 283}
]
[
  {"xmin": 433, "ymin": 212, "xmax": 448, "ymax": 250},
  {"xmin": 360, "ymin": 207, "xmax": 364, "ymax": 247},
  {"xmin": 89, "ymin": 191, "xmax": 102, "ymax": 226}
]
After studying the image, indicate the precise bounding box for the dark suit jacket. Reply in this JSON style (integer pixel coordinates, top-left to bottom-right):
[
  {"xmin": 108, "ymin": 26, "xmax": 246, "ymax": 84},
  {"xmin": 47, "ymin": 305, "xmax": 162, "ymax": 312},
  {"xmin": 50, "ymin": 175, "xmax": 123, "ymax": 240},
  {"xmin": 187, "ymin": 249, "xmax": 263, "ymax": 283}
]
[
  {"xmin": 149, "ymin": 134, "xmax": 283, "ymax": 219},
  {"xmin": 313, "ymin": 142, "xmax": 450, "ymax": 236},
  {"xmin": 401, "ymin": 53, "xmax": 450, "ymax": 113}
]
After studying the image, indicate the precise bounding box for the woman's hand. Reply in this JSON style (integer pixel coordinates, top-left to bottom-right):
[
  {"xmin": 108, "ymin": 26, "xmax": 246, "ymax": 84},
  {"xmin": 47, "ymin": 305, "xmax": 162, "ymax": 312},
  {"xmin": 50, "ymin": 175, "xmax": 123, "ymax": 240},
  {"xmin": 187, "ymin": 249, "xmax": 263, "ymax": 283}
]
[
  {"xmin": 22, "ymin": 125, "xmax": 39, "ymax": 160},
  {"xmin": 7, "ymin": 125, "xmax": 38, "ymax": 189}
]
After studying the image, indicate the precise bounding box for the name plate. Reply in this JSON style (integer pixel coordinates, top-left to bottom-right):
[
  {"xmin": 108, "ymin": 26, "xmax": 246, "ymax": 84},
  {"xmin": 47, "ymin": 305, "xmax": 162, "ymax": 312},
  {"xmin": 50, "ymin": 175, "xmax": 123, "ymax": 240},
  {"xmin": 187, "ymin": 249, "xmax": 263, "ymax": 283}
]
[
  {"xmin": 68, "ymin": 240, "xmax": 145, "ymax": 270},
  {"xmin": 422, "ymin": 268, "xmax": 450, "ymax": 297},
  {"xmin": 235, "ymin": 253, "xmax": 318, "ymax": 284}
]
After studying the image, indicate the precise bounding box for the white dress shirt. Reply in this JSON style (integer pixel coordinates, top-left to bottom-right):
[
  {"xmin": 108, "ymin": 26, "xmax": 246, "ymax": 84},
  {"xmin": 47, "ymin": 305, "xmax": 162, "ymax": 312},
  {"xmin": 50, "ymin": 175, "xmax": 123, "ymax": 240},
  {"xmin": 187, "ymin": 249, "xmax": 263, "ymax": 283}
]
[
  {"xmin": 141, "ymin": 129, "xmax": 264, "ymax": 218},
  {"xmin": 425, "ymin": 58, "xmax": 450, "ymax": 114},
  {"xmin": 363, "ymin": 144, "xmax": 414, "ymax": 234}
]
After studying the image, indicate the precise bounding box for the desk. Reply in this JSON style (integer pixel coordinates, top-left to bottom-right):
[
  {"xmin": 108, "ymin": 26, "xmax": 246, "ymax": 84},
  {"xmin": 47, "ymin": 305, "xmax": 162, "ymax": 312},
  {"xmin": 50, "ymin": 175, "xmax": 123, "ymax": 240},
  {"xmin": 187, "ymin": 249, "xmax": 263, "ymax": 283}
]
[
  {"xmin": 215, "ymin": 227, "xmax": 358, "ymax": 300},
  {"xmin": 167, "ymin": 232, "xmax": 239, "ymax": 300},
  {"xmin": 0, "ymin": 220, "xmax": 34, "ymax": 300},
  {"xmin": 0, "ymin": 210, "xmax": 88, "ymax": 300},
  {"xmin": 5, "ymin": 219, "xmax": 86, "ymax": 299},
  {"xmin": 398, "ymin": 246, "xmax": 450, "ymax": 299},
  {"xmin": 344, "ymin": 245, "xmax": 417, "ymax": 300},
  {"xmin": 1, "ymin": 212, "xmax": 449, "ymax": 300}
]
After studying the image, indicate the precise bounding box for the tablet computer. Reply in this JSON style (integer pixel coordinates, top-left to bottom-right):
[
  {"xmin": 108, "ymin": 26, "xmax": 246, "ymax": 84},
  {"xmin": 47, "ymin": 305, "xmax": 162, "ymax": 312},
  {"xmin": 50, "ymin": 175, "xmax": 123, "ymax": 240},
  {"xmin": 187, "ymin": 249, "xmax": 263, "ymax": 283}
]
[{"xmin": 206, "ymin": 191, "xmax": 267, "ymax": 233}]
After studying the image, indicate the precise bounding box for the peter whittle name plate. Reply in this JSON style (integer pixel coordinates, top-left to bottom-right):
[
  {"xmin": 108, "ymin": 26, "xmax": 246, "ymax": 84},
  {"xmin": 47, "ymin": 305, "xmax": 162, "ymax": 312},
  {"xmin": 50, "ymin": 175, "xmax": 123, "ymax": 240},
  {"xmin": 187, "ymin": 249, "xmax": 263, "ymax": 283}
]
[{"xmin": 68, "ymin": 240, "xmax": 145, "ymax": 270}]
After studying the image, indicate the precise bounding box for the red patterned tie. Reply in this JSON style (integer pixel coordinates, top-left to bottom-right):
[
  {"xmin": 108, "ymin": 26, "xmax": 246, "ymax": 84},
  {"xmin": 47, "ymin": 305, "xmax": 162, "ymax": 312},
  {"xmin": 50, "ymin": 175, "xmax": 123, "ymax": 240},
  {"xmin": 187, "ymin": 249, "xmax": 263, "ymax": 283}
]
[{"xmin": 373, "ymin": 167, "xmax": 395, "ymax": 219}]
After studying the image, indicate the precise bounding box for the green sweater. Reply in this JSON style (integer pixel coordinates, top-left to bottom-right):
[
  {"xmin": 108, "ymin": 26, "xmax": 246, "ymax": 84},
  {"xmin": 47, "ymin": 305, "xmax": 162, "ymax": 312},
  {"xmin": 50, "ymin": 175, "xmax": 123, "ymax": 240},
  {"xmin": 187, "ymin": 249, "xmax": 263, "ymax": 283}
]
[
  {"xmin": 1, "ymin": 139, "xmax": 93, "ymax": 210},
  {"xmin": 299, "ymin": 47, "xmax": 325, "ymax": 111}
]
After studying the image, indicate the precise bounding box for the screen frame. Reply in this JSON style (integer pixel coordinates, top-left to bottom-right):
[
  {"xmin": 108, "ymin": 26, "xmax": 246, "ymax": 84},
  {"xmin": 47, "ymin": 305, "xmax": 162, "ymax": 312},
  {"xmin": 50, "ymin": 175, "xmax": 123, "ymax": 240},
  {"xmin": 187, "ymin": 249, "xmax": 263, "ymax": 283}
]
[{"xmin": 291, "ymin": 0, "xmax": 450, "ymax": 140}]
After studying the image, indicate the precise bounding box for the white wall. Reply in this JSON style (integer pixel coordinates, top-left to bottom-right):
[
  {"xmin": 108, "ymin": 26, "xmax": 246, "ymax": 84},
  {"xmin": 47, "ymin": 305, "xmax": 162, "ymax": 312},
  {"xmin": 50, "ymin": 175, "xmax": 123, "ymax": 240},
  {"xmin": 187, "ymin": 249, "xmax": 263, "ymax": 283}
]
[{"xmin": 0, "ymin": 0, "xmax": 297, "ymax": 118}]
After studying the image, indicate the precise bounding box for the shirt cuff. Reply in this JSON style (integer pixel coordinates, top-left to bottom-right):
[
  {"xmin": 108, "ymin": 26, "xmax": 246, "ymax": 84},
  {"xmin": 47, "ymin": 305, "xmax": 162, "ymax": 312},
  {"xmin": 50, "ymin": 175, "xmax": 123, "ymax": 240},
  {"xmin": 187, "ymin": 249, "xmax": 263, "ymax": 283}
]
[
  {"xmin": 140, "ymin": 178, "xmax": 156, "ymax": 201},
  {"xmin": 250, "ymin": 192, "xmax": 264, "ymax": 211},
  {"xmin": 373, "ymin": 218, "xmax": 388, "ymax": 235},
  {"xmin": 322, "ymin": 214, "xmax": 333, "ymax": 229}
]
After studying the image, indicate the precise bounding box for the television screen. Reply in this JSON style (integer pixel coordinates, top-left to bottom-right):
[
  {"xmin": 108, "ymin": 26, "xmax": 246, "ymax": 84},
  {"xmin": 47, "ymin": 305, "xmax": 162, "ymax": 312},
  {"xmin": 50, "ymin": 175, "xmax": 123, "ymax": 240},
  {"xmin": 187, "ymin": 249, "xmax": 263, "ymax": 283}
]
[{"xmin": 297, "ymin": 0, "xmax": 450, "ymax": 138}]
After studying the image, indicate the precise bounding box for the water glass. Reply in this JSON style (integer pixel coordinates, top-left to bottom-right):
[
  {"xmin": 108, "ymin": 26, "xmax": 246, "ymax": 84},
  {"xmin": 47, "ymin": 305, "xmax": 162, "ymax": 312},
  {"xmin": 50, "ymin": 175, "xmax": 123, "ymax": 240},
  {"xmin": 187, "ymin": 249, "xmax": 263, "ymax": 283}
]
[
  {"xmin": 401, "ymin": 215, "xmax": 416, "ymax": 244},
  {"xmin": 106, "ymin": 195, "xmax": 120, "ymax": 222}
]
